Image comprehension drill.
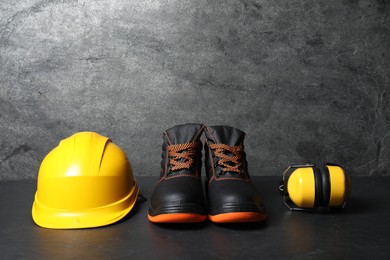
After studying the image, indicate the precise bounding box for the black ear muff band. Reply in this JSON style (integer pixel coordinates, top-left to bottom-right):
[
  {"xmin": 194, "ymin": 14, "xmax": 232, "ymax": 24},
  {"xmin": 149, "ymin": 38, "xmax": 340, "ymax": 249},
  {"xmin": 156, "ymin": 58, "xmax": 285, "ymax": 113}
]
[
  {"xmin": 314, "ymin": 165, "xmax": 331, "ymax": 207},
  {"xmin": 320, "ymin": 164, "xmax": 331, "ymax": 207},
  {"xmin": 313, "ymin": 166, "xmax": 323, "ymax": 208}
]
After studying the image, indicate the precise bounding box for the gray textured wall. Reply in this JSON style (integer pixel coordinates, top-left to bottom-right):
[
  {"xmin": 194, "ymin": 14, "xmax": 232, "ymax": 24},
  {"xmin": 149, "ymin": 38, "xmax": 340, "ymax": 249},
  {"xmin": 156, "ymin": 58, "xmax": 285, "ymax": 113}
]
[{"xmin": 0, "ymin": 0, "xmax": 389, "ymax": 180}]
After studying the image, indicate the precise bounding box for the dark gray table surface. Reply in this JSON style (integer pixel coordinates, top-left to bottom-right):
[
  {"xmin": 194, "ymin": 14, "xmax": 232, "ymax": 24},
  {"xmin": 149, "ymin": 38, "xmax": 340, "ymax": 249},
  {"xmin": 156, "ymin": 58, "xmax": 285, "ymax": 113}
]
[{"xmin": 1, "ymin": 176, "xmax": 389, "ymax": 259}]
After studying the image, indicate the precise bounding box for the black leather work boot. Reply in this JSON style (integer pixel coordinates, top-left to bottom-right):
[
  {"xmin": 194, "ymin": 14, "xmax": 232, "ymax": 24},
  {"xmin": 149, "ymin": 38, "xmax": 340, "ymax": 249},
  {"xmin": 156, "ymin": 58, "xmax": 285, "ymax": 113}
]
[
  {"xmin": 148, "ymin": 123, "xmax": 207, "ymax": 223},
  {"xmin": 204, "ymin": 125, "xmax": 267, "ymax": 223}
]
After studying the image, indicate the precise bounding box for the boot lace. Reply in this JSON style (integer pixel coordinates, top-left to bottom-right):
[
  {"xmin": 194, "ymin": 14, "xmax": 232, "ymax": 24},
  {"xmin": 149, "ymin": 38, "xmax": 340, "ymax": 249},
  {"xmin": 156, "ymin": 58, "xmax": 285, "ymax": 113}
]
[
  {"xmin": 167, "ymin": 142, "xmax": 200, "ymax": 171},
  {"xmin": 209, "ymin": 143, "xmax": 242, "ymax": 174}
]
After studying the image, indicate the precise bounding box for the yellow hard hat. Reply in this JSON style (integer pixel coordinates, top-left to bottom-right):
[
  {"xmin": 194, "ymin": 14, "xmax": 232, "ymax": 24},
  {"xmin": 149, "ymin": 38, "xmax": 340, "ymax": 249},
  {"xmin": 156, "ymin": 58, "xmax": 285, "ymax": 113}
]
[{"xmin": 32, "ymin": 132, "xmax": 139, "ymax": 229}]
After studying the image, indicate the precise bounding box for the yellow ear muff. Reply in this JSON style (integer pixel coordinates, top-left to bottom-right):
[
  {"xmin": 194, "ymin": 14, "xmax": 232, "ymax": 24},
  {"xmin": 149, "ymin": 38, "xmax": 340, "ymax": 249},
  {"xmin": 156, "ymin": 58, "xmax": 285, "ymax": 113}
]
[
  {"xmin": 281, "ymin": 163, "xmax": 351, "ymax": 211},
  {"xmin": 286, "ymin": 166, "xmax": 316, "ymax": 209},
  {"xmin": 327, "ymin": 164, "xmax": 351, "ymax": 207}
]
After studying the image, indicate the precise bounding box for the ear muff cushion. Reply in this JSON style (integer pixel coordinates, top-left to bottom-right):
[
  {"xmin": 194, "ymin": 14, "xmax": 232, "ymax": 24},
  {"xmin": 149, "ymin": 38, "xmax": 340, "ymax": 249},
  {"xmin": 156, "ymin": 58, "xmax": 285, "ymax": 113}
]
[
  {"xmin": 313, "ymin": 166, "xmax": 323, "ymax": 207},
  {"xmin": 321, "ymin": 165, "xmax": 331, "ymax": 206},
  {"xmin": 314, "ymin": 165, "xmax": 331, "ymax": 207}
]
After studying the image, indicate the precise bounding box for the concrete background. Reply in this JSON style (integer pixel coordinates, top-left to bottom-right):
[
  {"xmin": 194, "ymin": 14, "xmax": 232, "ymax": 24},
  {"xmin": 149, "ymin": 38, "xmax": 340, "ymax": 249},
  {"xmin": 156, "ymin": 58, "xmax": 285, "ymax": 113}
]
[{"xmin": 0, "ymin": 0, "xmax": 389, "ymax": 180}]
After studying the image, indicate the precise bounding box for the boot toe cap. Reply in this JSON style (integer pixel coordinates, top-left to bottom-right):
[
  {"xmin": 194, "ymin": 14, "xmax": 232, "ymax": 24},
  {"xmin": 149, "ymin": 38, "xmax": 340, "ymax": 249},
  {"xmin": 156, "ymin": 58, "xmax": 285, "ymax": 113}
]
[
  {"xmin": 207, "ymin": 180, "xmax": 266, "ymax": 215},
  {"xmin": 149, "ymin": 176, "xmax": 206, "ymax": 216}
]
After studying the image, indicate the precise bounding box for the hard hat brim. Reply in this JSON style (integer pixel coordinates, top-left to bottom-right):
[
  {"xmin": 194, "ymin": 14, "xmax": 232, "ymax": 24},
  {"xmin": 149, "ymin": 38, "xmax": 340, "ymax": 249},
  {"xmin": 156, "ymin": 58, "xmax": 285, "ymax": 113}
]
[{"xmin": 32, "ymin": 183, "xmax": 139, "ymax": 229}]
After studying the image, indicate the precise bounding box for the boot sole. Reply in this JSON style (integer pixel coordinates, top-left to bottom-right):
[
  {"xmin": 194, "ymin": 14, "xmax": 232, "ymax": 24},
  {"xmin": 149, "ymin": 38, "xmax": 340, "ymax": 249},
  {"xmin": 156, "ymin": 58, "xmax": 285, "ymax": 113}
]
[
  {"xmin": 148, "ymin": 203, "xmax": 207, "ymax": 223},
  {"xmin": 148, "ymin": 213, "xmax": 207, "ymax": 223},
  {"xmin": 208, "ymin": 212, "xmax": 267, "ymax": 223}
]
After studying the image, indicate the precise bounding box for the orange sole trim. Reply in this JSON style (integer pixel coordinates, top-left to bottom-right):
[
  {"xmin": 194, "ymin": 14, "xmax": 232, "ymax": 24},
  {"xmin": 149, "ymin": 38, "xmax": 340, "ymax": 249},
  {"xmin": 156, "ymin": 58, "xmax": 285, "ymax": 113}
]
[
  {"xmin": 148, "ymin": 213, "xmax": 207, "ymax": 223},
  {"xmin": 208, "ymin": 212, "xmax": 267, "ymax": 223}
]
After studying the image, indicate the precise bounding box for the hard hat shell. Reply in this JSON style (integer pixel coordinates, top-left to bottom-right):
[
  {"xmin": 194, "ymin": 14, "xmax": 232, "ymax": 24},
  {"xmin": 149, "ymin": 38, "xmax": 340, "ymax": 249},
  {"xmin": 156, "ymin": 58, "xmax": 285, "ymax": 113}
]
[{"xmin": 32, "ymin": 132, "xmax": 139, "ymax": 229}]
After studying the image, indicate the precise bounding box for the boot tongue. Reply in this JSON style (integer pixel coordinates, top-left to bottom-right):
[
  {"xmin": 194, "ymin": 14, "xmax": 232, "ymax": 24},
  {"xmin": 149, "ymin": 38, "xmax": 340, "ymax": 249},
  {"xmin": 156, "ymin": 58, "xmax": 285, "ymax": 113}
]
[
  {"xmin": 205, "ymin": 125, "xmax": 245, "ymax": 146},
  {"xmin": 165, "ymin": 123, "xmax": 204, "ymax": 144}
]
